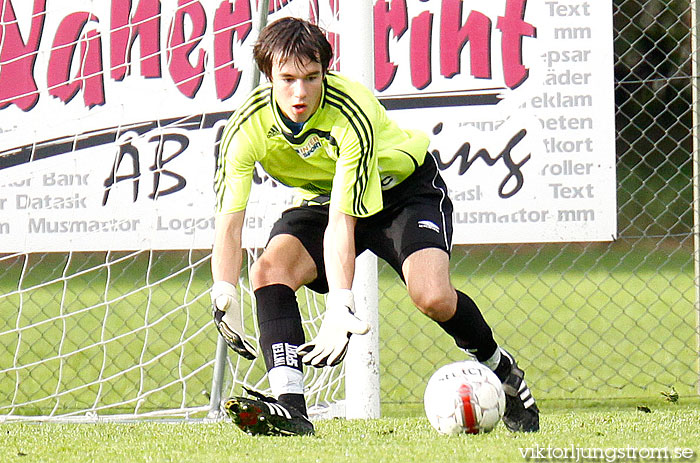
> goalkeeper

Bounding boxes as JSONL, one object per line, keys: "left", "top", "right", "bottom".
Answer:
{"left": 211, "top": 16, "right": 539, "bottom": 436}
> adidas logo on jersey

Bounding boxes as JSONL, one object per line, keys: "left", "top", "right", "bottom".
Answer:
{"left": 267, "top": 126, "right": 280, "bottom": 138}
{"left": 417, "top": 220, "right": 440, "bottom": 233}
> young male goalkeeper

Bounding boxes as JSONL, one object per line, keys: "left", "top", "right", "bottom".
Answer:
{"left": 210, "top": 16, "right": 539, "bottom": 436}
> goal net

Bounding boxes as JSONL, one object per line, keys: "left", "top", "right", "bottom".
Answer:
{"left": 0, "top": 0, "right": 370, "bottom": 422}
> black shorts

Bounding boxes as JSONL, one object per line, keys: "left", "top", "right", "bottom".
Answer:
{"left": 268, "top": 154, "right": 453, "bottom": 294}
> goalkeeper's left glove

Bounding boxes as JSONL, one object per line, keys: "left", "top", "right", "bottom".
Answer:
{"left": 297, "top": 289, "right": 370, "bottom": 367}
{"left": 211, "top": 281, "right": 257, "bottom": 360}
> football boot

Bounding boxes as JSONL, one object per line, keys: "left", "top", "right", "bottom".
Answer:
{"left": 223, "top": 390, "right": 314, "bottom": 436}
{"left": 500, "top": 349, "right": 540, "bottom": 432}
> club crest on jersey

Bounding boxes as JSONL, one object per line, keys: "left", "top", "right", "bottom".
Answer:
{"left": 295, "top": 135, "right": 322, "bottom": 159}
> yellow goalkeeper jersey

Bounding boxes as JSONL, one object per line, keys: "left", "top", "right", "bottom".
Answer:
{"left": 215, "top": 72, "right": 430, "bottom": 218}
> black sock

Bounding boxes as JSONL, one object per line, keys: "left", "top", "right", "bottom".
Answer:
{"left": 493, "top": 350, "right": 513, "bottom": 382}
{"left": 437, "top": 291, "right": 498, "bottom": 362}
{"left": 255, "top": 284, "right": 305, "bottom": 373}
{"left": 278, "top": 393, "right": 308, "bottom": 418}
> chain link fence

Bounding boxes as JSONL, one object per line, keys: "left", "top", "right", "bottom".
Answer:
{"left": 379, "top": 0, "right": 698, "bottom": 403}
{"left": 0, "top": 0, "right": 698, "bottom": 417}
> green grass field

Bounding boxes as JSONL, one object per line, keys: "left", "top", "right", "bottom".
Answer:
{"left": 1, "top": 399, "right": 699, "bottom": 463}
{"left": 1, "top": 240, "right": 699, "bottom": 461}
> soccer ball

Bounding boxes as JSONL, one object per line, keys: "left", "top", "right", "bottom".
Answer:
{"left": 424, "top": 360, "right": 506, "bottom": 435}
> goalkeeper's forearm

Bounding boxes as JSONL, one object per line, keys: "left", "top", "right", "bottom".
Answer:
{"left": 212, "top": 211, "right": 245, "bottom": 283}
{"left": 323, "top": 208, "right": 357, "bottom": 290}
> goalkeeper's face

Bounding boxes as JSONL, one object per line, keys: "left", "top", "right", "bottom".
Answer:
{"left": 271, "top": 57, "right": 324, "bottom": 123}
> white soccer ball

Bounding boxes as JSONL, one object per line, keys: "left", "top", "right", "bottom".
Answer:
{"left": 424, "top": 360, "right": 506, "bottom": 435}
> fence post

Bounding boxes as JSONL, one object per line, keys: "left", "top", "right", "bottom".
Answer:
{"left": 692, "top": 0, "right": 700, "bottom": 395}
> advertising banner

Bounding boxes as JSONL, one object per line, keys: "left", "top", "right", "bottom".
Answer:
{"left": 0, "top": 0, "right": 615, "bottom": 250}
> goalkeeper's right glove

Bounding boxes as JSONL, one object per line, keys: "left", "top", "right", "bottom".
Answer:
{"left": 297, "top": 289, "right": 370, "bottom": 367}
{"left": 211, "top": 281, "right": 257, "bottom": 360}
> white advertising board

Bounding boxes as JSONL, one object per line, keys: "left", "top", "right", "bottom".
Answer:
{"left": 0, "top": 0, "right": 615, "bottom": 251}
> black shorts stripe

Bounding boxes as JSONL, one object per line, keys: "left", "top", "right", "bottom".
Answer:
{"left": 426, "top": 154, "right": 451, "bottom": 251}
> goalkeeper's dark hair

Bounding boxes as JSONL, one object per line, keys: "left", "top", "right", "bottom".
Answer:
{"left": 253, "top": 17, "right": 333, "bottom": 80}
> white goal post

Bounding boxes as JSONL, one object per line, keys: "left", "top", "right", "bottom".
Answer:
{"left": 339, "top": 1, "right": 381, "bottom": 420}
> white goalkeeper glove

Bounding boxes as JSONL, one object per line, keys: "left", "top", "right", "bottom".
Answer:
{"left": 211, "top": 281, "right": 257, "bottom": 360}
{"left": 297, "top": 289, "right": 370, "bottom": 368}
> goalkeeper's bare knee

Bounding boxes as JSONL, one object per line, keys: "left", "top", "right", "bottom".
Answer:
{"left": 408, "top": 286, "right": 458, "bottom": 322}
